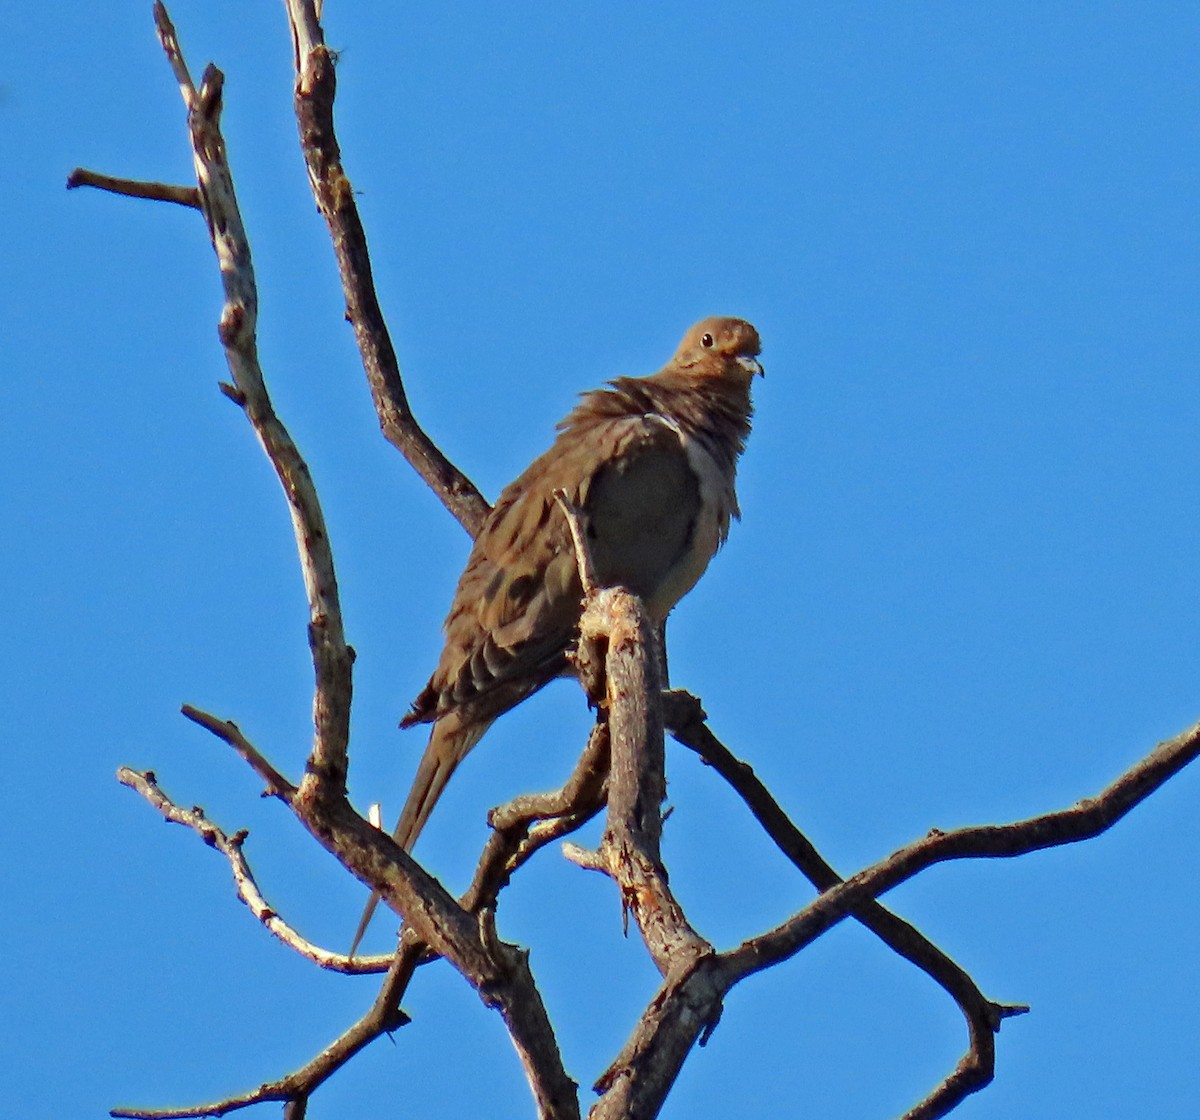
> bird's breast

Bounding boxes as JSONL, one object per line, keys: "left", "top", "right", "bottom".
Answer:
{"left": 584, "top": 419, "right": 736, "bottom": 622}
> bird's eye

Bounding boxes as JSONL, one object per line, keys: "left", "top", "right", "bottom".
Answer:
{"left": 701, "top": 332, "right": 714, "bottom": 348}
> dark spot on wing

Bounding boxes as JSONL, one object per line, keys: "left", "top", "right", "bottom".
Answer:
{"left": 507, "top": 573, "right": 538, "bottom": 604}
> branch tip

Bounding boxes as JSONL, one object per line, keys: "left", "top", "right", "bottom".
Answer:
{"left": 561, "top": 841, "right": 606, "bottom": 873}
{"left": 218, "top": 381, "right": 247, "bottom": 406}
{"left": 996, "top": 1003, "right": 1031, "bottom": 1021}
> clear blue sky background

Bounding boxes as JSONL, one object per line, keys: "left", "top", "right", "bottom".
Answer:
{"left": 5, "top": 3, "right": 1200, "bottom": 1118}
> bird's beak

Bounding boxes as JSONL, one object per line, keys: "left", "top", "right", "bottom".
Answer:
{"left": 738, "top": 355, "right": 765, "bottom": 378}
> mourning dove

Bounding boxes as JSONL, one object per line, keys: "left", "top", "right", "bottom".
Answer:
{"left": 350, "top": 316, "right": 762, "bottom": 953}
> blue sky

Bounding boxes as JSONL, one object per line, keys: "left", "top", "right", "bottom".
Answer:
{"left": 5, "top": 3, "right": 1200, "bottom": 1118}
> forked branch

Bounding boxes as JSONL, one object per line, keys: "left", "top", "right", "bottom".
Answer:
{"left": 663, "top": 692, "right": 1027, "bottom": 1120}
{"left": 720, "top": 716, "right": 1200, "bottom": 985}
{"left": 116, "top": 767, "right": 392, "bottom": 975}
{"left": 103, "top": 9, "right": 577, "bottom": 1117}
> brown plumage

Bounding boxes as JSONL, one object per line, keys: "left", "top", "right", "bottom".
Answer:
{"left": 350, "top": 316, "right": 762, "bottom": 953}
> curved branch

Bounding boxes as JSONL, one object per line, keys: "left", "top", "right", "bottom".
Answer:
{"left": 283, "top": 0, "right": 491, "bottom": 537}
{"left": 111, "top": 952, "right": 413, "bottom": 1119}
{"left": 116, "top": 767, "right": 392, "bottom": 974}
{"left": 152, "top": 0, "right": 354, "bottom": 794}
{"left": 180, "top": 704, "right": 296, "bottom": 798}
{"left": 662, "top": 691, "right": 1028, "bottom": 1120}
{"left": 127, "top": 11, "right": 579, "bottom": 1117}
{"left": 466, "top": 721, "right": 610, "bottom": 912}
{"left": 720, "top": 717, "right": 1200, "bottom": 982}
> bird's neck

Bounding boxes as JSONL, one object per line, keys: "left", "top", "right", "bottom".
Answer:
{"left": 635, "top": 371, "right": 754, "bottom": 469}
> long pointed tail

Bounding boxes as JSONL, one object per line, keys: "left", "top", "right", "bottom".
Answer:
{"left": 348, "top": 713, "right": 488, "bottom": 956}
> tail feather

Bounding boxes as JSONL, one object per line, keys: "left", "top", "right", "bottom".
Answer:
{"left": 348, "top": 714, "right": 488, "bottom": 956}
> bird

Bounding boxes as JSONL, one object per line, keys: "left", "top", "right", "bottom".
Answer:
{"left": 350, "top": 316, "right": 762, "bottom": 953}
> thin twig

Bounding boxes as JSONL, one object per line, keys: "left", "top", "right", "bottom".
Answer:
{"left": 116, "top": 768, "right": 392, "bottom": 974}
{"left": 66, "top": 168, "right": 200, "bottom": 208}
{"left": 553, "top": 490, "right": 597, "bottom": 595}
{"left": 111, "top": 947, "right": 413, "bottom": 1119}
{"left": 466, "top": 721, "right": 610, "bottom": 911}
{"left": 153, "top": 1, "right": 196, "bottom": 95}
{"left": 180, "top": 705, "right": 296, "bottom": 798}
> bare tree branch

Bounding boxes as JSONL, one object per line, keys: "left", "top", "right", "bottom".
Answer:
{"left": 339, "top": 721, "right": 612, "bottom": 1069}
{"left": 282, "top": 0, "right": 491, "bottom": 537}
{"left": 720, "top": 716, "right": 1200, "bottom": 985}
{"left": 111, "top": 951, "right": 413, "bottom": 1120}
{"left": 180, "top": 705, "right": 296, "bottom": 798}
{"left": 149, "top": 2, "right": 356, "bottom": 798}
{"left": 590, "top": 955, "right": 728, "bottom": 1120}
{"left": 662, "top": 691, "right": 1028, "bottom": 1120}
{"left": 129, "top": 11, "right": 581, "bottom": 1115}
{"left": 65, "top": 168, "right": 200, "bottom": 208}
{"left": 116, "top": 767, "right": 393, "bottom": 974}
{"left": 560, "top": 589, "right": 718, "bottom": 1120}
{"left": 466, "top": 721, "right": 610, "bottom": 912}
{"left": 588, "top": 593, "right": 710, "bottom": 973}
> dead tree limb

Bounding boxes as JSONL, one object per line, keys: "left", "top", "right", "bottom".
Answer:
{"left": 106, "top": 8, "right": 579, "bottom": 1118}
{"left": 65, "top": 167, "right": 200, "bottom": 208}
{"left": 720, "top": 716, "right": 1200, "bottom": 985}
{"left": 284, "top": 0, "right": 490, "bottom": 537}
{"left": 116, "top": 767, "right": 392, "bottom": 975}
{"left": 663, "top": 692, "right": 1028, "bottom": 1120}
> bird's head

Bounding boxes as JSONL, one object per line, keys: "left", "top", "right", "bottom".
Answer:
{"left": 674, "top": 317, "right": 764, "bottom": 382}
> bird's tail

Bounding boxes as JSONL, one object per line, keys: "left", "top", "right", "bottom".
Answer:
{"left": 348, "top": 713, "right": 488, "bottom": 957}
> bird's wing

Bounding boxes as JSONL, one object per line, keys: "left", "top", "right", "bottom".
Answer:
{"left": 404, "top": 411, "right": 705, "bottom": 725}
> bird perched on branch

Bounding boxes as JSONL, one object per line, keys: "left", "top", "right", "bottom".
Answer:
{"left": 351, "top": 316, "right": 763, "bottom": 953}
